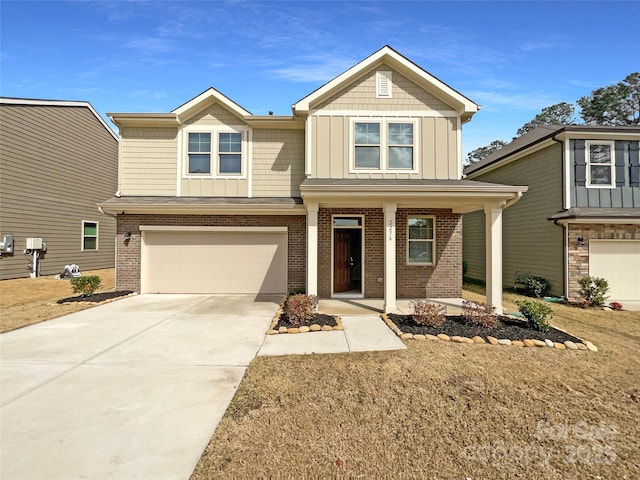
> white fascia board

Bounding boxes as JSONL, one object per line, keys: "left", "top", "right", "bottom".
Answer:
{"left": 554, "top": 218, "right": 640, "bottom": 225}
{"left": 99, "top": 204, "right": 306, "bottom": 216}
{"left": 1, "top": 97, "right": 119, "bottom": 141}
{"left": 172, "top": 87, "right": 251, "bottom": 122}
{"left": 555, "top": 131, "right": 640, "bottom": 141}
{"left": 139, "top": 225, "right": 288, "bottom": 233}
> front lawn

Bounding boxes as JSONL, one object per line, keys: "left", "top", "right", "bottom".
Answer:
{"left": 191, "top": 288, "right": 640, "bottom": 479}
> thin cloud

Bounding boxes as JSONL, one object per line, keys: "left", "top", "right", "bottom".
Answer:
{"left": 125, "top": 37, "right": 176, "bottom": 54}
{"left": 268, "top": 54, "right": 359, "bottom": 83}
{"left": 467, "top": 90, "right": 559, "bottom": 111}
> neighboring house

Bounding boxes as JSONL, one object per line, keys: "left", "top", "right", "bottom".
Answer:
{"left": 100, "top": 46, "right": 526, "bottom": 312}
{"left": 0, "top": 98, "right": 119, "bottom": 280}
{"left": 463, "top": 125, "right": 640, "bottom": 303}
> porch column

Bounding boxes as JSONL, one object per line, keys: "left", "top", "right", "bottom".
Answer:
{"left": 306, "top": 202, "right": 319, "bottom": 296}
{"left": 383, "top": 202, "right": 397, "bottom": 313}
{"left": 485, "top": 204, "right": 503, "bottom": 314}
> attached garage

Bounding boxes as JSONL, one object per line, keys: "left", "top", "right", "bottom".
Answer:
{"left": 589, "top": 240, "right": 640, "bottom": 301}
{"left": 140, "top": 226, "right": 288, "bottom": 294}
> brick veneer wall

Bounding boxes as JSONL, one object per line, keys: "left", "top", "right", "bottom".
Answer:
{"left": 116, "top": 214, "right": 306, "bottom": 293}
{"left": 567, "top": 223, "right": 640, "bottom": 301}
{"left": 317, "top": 207, "right": 462, "bottom": 299}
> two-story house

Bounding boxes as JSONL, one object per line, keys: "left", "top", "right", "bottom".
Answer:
{"left": 99, "top": 46, "right": 527, "bottom": 313}
{"left": 463, "top": 125, "right": 640, "bottom": 303}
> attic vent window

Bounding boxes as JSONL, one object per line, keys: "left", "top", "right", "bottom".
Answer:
{"left": 376, "top": 71, "right": 392, "bottom": 98}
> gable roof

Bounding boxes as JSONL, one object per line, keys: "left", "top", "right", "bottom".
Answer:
{"left": 172, "top": 87, "right": 252, "bottom": 122}
{"left": 0, "top": 97, "right": 118, "bottom": 141}
{"left": 465, "top": 124, "right": 640, "bottom": 177}
{"left": 292, "top": 45, "right": 479, "bottom": 120}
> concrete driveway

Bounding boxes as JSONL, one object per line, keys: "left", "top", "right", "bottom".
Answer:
{"left": 0, "top": 294, "right": 280, "bottom": 480}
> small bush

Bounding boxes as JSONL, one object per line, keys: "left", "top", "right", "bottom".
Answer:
{"left": 70, "top": 275, "right": 101, "bottom": 296}
{"left": 461, "top": 300, "right": 498, "bottom": 328}
{"left": 516, "top": 299, "right": 553, "bottom": 332}
{"left": 524, "top": 275, "right": 551, "bottom": 298}
{"left": 410, "top": 300, "right": 446, "bottom": 327}
{"left": 284, "top": 294, "right": 318, "bottom": 326}
{"left": 578, "top": 276, "right": 610, "bottom": 307}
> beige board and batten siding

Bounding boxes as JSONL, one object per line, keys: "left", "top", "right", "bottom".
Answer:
{"left": 309, "top": 65, "right": 459, "bottom": 180}
{"left": 252, "top": 129, "right": 306, "bottom": 197}
{"left": 120, "top": 126, "right": 178, "bottom": 195}
{"left": 0, "top": 103, "right": 118, "bottom": 279}
{"left": 180, "top": 102, "right": 249, "bottom": 197}
{"left": 463, "top": 143, "right": 564, "bottom": 295}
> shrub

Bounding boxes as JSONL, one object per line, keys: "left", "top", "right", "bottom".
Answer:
{"left": 410, "top": 300, "right": 446, "bottom": 327}
{"left": 609, "top": 301, "right": 623, "bottom": 311}
{"left": 70, "top": 275, "right": 101, "bottom": 296}
{"left": 284, "top": 294, "right": 318, "bottom": 326}
{"left": 461, "top": 300, "right": 498, "bottom": 328}
{"left": 578, "top": 276, "right": 610, "bottom": 307}
{"left": 524, "top": 275, "right": 551, "bottom": 298}
{"left": 516, "top": 299, "right": 553, "bottom": 332}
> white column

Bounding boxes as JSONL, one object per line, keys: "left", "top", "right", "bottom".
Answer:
{"left": 485, "top": 204, "right": 503, "bottom": 314}
{"left": 306, "top": 202, "right": 319, "bottom": 296}
{"left": 383, "top": 202, "right": 397, "bottom": 313}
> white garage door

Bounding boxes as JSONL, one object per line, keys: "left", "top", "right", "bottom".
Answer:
{"left": 589, "top": 240, "right": 640, "bottom": 301}
{"left": 141, "top": 228, "right": 287, "bottom": 294}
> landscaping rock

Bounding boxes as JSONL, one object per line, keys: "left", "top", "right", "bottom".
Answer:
{"left": 310, "top": 324, "right": 321, "bottom": 331}
{"left": 577, "top": 343, "right": 588, "bottom": 350}
{"left": 333, "top": 325, "right": 344, "bottom": 331}
{"left": 487, "top": 336, "right": 498, "bottom": 345}
{"left": 400, "top": 333, "right": 414, "bottom": 340}
{"left": 532, "top": 339, "right": 546, "bottom": 347}
{"left": 523, "top": 339, "right": 535, "bottom": 347}
{"left": 564, "top": 341, "right": 578, "bottom": 350}
{"left": 472, "top": 336, "right": 485, "bottom": 344}
{"left": 278, "top": 327, "right": 288, "bottom": 334}
{"left": 426, "top": 334, "right": 439, "bottom": 341}
{"left": 544, "top": 339, "right": 554, "bottom": 347}
{"left": 498, "top": 339, "right": 512, "bottom": 346}
{"left": 288, "top": 327, "right": 300, "bottom": 334}
{"left": 512, "top": 340, "right": 524, "bottom": 347}
{"left": 413, "top": 334, "right": 426, "bottom": 341}
{"left": 299, "top": 326, "right": 310, "bottom": 333}
{"left": 437, "top": 333, "right": 451, "bottom": 341}
{"left": 321, "top": 325, "right": 333, "bottom": 332}
{"left": 460, "top": 337, "right": 474, "bottom": 344}
{"left": 553, "top": 342, "right": 566, "bottom": 350}
{"left": 266, "top": 329, "right": 279, "bottom": 335}
{"left": 451, "top": 336, "right": 463, "bottom": 343}
{"left": 585, "top": 342, "right": 598, "bottom": 352}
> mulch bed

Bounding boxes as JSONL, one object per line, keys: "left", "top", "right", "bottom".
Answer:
{"left": 56, "top": 290, "right": 134, "bottom": 304}
{"left": 275, "top": 313, "right": 338, "bottom": 330}
{"left": 388, "top": 314, "right": 581, "bottom": 343}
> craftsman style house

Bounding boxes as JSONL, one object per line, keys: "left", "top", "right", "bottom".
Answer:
{"left": 101, "top": 46, "right": 526, "bottom": 312}
{"left": 0, "top": 98, "right": 118, "bottom": 280}
{"left": 463, "top": 125, "right": 640, "bottom": 303}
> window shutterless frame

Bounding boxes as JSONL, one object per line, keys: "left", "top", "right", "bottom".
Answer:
{"left": 180, "top": 126, "right": 248, "bottom": 179}
{"left": 406, "top": 216, "right": 435, "bottom": 266}
{"left": 81, "top": 220, "right": 98, "bottom": 251}
{"left": 585, "top": 140, "right": 615, "bottom": 188}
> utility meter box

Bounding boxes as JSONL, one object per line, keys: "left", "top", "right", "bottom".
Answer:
{"left": 0, "top": 235, "right": 14, "bottom": 254}
{"left": 26, "top": 238, "right": 44, "bottom": 250}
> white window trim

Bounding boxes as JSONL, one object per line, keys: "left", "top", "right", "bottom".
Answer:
{"left": 348, "top": 117, "right": 419, "bottom": 174}
{"left": 180, "top": 125, "right": 249, "bottom": 179}
{"left": 585, "top": 140, "right": 615, "bottom": 188}
{"left": 406, "top": 215, "right": 435, "bottom": 266}
{"left": 81, "top": 220, "right": 99, "bottom": 252}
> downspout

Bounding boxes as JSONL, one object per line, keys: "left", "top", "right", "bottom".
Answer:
{"left": 551, "top": 133, "right": 569, "bottom": 300}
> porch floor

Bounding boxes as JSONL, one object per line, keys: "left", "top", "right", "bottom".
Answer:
{"left": 317, "top": 298, "right": 464, "bottom": 316}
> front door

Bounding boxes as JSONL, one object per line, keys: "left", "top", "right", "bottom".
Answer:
{"left": 333, "top": 228, "right": 362, "bottom": 294}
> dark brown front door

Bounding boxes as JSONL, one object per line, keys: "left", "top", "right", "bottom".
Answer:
{"left": 334, "top": 230, "right": 350, "bottom": 292}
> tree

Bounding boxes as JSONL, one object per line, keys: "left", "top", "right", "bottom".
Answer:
{"left": 578, "top": 72, "right": 640, "bottom": 126}
{"left": 465, "top": 140, "right": 507, "bottom": 165}
{"left": 516, "top": 102, "right": 576, "bottom": 136}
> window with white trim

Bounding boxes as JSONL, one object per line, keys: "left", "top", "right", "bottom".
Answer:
{"left": 352, "top": 119, "right": 418, "bottom": 172}
{"left": 586, "top": 141, "right": 615, "bottom": 187}
{"left": 183, "top": 127, "right": 246, "bottom": 177}
{"left": 407, "top": 216, "right": 435, "bottom": 265}
{"left": 82, "top": 221, "right": 98, "bottom": 251}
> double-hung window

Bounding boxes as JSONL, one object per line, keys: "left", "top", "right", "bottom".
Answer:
{"left": 352, "top": 119, "right": 417, "bottom": 172}
{"left": 82, "top": 221, "right": 98, "bottom": 251}
{"left": 407, "top": 216, "right": 435, "bottom": 265}
{"left": 185, "top": 128, "right": 245, "bottom": 177}
{"left": 586, "top": 141, "right": 615, "bottom": 187}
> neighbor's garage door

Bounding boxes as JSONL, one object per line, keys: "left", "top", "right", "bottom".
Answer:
{"left": 589, "top": 240, "right": 640, "bottom": 301}
{"left": 141, "top": 229, "right": 287, "bottom": 294}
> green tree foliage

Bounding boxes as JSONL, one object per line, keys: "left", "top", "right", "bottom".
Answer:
{"left": 465, "top": 139, "right": 507, "bottom": 165}
{"left": 578, "top": 72, "right": 640, "bottom": 126}
{"left": 516, "top": 102, "right": 576, "bottom": 136}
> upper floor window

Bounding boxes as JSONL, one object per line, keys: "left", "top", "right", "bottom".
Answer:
{"left": 586, "top": 141, "right": 615, "bottom": 187}
{"left": 183, "top": 127, "right": 247, "bottom": 177}
{"left": 82, "top": 221, "right": 98, "bottom": 251}
{"left": 351, "top": 119, "right": 418, "bottom": 173}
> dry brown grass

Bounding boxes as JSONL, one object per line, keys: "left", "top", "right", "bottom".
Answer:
{"left": 0, "top": 268, "right": 115, "bottom": 332}
{"left": 192, "top": 289, "right": 640, "bottom": 479}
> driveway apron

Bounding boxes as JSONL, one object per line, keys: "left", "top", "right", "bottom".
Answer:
{"left": 0, "top": 294, "right": 279, "bottom": 480}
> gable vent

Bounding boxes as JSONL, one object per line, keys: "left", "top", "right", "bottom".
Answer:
{"left": 376, "top": 71, "right": 392, "bottom": 98}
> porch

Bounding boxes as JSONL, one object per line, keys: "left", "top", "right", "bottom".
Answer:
{"left": 317, "top": 298, "right": 465, "bottom": 316}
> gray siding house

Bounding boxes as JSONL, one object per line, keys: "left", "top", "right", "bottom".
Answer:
{"left": 0, "top": 98, "right": 119, "bottom": 280}
{"left": 463, "top": 125, "right": 640, "bottom": 303}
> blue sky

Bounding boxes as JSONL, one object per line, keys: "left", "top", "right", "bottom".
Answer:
{"left": 2, "top": 1, "right": 639, "bottom": 158}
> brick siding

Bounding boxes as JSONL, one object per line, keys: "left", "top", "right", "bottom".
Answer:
{"left": 116, "top": 214, "right": 306, "bottom": 293}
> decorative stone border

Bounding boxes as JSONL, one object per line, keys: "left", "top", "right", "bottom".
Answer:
{"left": 266, "top": 306, "right": 343, "bottom": 335}
{"left": 381, "top": 314, "right": 598, "bottom": 352}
